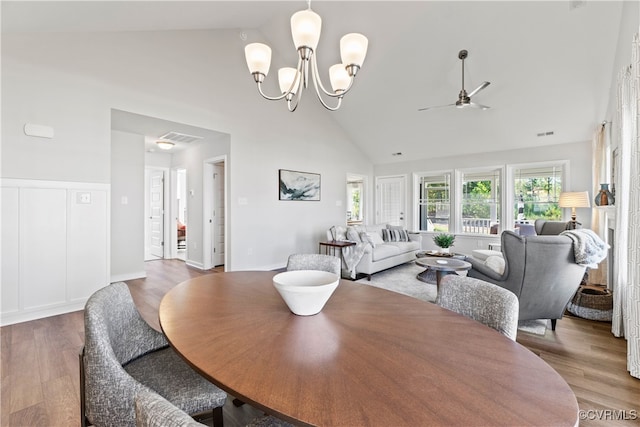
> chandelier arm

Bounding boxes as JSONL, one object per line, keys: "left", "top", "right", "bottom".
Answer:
{"left": 310, "top": 54, "right": 355, "bottom": 98}
{"left": 311, "top": 75, "right": 344, "bottom": 111}
{"left": 287, "top": 74, "right": 305, "bottom": 112}
{"left": 257, "top": 56, "right": 305, "bottom": 102}
{"left": 256, "top": 81, "right": 289, "bottom": 101}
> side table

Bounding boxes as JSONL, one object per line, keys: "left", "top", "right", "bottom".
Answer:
{"left": 319, "top": 240, "right": 356, "bottom": 272}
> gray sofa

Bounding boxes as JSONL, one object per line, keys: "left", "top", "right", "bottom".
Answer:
{"left": 467, "top": 230, "right": 586, "bottom": 330}
{"left": 328, "top": 223, "right": 422, "bottom": 280}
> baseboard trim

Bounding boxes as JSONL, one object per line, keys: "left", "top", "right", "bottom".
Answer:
{"left": 111, "top": 271, "right": 147, "bottom": 283}
{"left": 1, "top": 301, "right": 86, "bottom": 326}
{"left": 185, "top": 260, "right": 205, "bottom": 270}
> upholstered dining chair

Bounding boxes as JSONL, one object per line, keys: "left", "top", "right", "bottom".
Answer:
{"left": 80, "top": 282, "right": 227, "bottom": 427}
{"left": 286, "top": 253, "right": 341, "bottom": 276}
{"left": 437, "top": 275, "right": 519, "bottom": 341}
{"left": 135, "top": 391, "right": 295, "bottom": 427}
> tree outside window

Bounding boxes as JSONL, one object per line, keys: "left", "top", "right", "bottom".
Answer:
{"left": 513, "top": 166, "right": 563, "bottom": 222}
{"left": 347, "top": 180, "right": 363, "bottom": 223}
{"left": 461, "top": 170, "right": 501, "bottom": 235}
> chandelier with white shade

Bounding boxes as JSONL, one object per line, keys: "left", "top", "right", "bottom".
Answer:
{"left": 244, "top": 3, "right": 368, "bottom": 112}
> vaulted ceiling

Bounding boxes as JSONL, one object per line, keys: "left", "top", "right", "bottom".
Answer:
{"left": 2, "top": 1, "right": 625, "bottom": 164}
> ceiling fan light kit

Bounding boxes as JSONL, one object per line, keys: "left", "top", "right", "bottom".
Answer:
{"left": 419, "top": 49, "right": 491, "bottom": 112}
{"left": 244, "top": 2, "right": 368, "bottom": 112}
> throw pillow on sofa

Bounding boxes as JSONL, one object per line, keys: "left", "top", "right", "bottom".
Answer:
{"left": 346, "top": 227, "right": 362, "bottom": 243}
{"left": 360, "top": 231, "right": 384, "bottom": 247}
{"left": 381, "top": 228, "right": 409, "bottom": 242}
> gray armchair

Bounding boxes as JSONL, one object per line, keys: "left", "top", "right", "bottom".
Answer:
{"left": 438, "top": 275, "right": 519, "bottom": 341}
{"left": 534, "top": 219, "right": 572, "bottom": 235}
{"left": 286, "top": 253, "right": 341, "bottom": 275}
{"left": 80, "top": 282, "right": 227, "bottom": 427}
{"left": 467, "top": 230, "right": 586, "bottom": 330}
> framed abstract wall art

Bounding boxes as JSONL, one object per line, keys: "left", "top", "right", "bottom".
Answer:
{"left": 279, "top": 169, "right": 321, "bottom": 201}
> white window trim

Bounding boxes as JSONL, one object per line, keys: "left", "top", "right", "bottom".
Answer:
{"left": 455, "top": 165, "right": 505, "bottom": 236}
{"left": 413, "top": 162, "right": 570, "bottom": 235}
{"left": 413, "top": 170, "right": 453, "bottom": 233}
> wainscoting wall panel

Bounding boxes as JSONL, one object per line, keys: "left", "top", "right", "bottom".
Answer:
{"left": 0, "top": 179, "right": 110, "bottom": 326}
{"left": 1, "top": 187, "right": 20, "bottom": 315}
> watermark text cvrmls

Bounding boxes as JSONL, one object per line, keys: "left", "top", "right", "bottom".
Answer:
{"left": 579, "top": 409, "right": 638, "bottom": 421}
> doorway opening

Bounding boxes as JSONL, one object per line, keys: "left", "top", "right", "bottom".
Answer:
{"left": 145, "top": 168, "right": 168, "bottom": 261}
{"left": 175, "top": 168, "right": 187, "bottom": 260}
{"left": 203, "top": 156, "right": 227, "bottom": 270}
{"left": 375, "top": 175, "right": 407, "bottom": 227}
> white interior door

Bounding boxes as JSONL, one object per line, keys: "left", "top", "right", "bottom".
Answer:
{"left": 212, "top": 163, "right": 225, "bottom": 267}
{"left": 376, "top": 175, "right": 406, "bottom": 227}
{"left": 149, "top": 170, "right": 164, "bottom": 258}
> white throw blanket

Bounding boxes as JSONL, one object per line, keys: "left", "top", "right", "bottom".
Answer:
{"left": 329, "top": 226, "right": 368, "bottom": 278}
{"left": 560, "top": 229, "right": 609, "bottom": 268}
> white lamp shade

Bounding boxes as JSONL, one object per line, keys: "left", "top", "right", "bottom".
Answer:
{"left": 340, "top": 33, "right": 368, "bottom": 67}
{"left": 278, "top": 67, "right": 298, "bottom": 94}
{"left": 329, "top": 64, "right": 350, "bottom": 92}
{"left": 291, "top": 9, "right": 322, "bottom": 51}
{"left": 244, "top": 43, "right": 272, "bottom": 75}
{"left": 558, "top": 191, "right": 591, "bottom": 208}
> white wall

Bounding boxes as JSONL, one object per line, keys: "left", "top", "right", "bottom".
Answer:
{"left": 1, "top": 28, "right": 373, "bottom": 284}
{"left": 111, "top": 130, "right": 145, "bottom": 281}
{"left": 170, "top": 136, "right": 230, "bottom": 268}
{"left": 605, "top": 1, "right": 640, "bottom": 134}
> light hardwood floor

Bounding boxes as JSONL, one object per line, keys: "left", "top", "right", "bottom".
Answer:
{"left": 2, "top": 259, "right": 639, "bottom": 426}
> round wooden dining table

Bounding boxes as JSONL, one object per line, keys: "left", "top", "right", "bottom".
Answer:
{"left": 159, "top": 271, "right": 579, "bottom": 427}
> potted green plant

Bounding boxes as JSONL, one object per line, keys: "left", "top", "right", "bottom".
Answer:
{"left": 432, "top": 233, "right": 455, "bottom": 254}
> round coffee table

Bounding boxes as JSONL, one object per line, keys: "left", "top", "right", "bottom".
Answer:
{"left": 415, "top": 257, "right": 472, "bottom": 291}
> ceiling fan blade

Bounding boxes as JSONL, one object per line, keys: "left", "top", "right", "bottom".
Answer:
{"left": 418, "top": 103, "right": 456, "bottom": 112}
{"left": 467, "top": 102, "right": 491, "bottom": 110}
{"left": 467, "top": 81, "right": 490, "bottom": 98}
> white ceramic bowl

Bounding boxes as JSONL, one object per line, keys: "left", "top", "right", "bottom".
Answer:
{"left": 273, "top": 270, "right": 340, "bottom": 316}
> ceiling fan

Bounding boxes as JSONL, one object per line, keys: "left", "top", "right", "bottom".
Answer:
{"left": 418, "top": 49, "right": 491, "bottom": 111}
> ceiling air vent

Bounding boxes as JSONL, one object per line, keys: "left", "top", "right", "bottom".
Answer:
{"left": 159, "top": 131, "right": 203, "bottom": 144}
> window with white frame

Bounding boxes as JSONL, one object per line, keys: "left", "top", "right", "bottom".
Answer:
{"left": 460, "top": 169, "right": 501, "bottom": 235}
{"left": 513, "top": 164, "right": 563, "bottom": 222}
{"left": 417, "top": 173, "right": 451, "bottom": 232}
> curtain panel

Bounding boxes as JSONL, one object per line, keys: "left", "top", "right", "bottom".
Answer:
{"left": 590, "top": 124, "right": 608, "bottom": 286}
{"left": 611, "top": 31, "right": 640, "bottom": 380}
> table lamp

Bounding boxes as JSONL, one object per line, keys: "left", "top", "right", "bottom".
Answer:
{"left": 558, "top": 191, "right": 591, "bottom": 229}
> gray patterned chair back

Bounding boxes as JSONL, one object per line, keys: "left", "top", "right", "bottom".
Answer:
{"left": 438, "top": 275, "right": 519, "bottom": 341}
{"left": 83, "top": 282, "right": 168, "bottom": 426}
{"left": 135, "top": 391, "right": 204, "bottom": 427}
{"left": 135, "top": 391, "right": 294, "bottom": 427}
{"left": 286, "top": 253, "right": 341, "bottom": 276}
